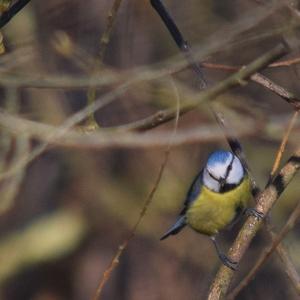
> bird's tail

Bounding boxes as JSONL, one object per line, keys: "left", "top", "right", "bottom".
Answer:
{"left": 160, "top": 216, "right": 186, "bottom": 240}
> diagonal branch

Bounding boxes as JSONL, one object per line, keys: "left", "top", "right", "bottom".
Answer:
{"left": 227, "top": 198, "right": 300, "bottom": 299}
{"left": 0, "top": 0, "right": 31, "bottom": 28}
{"left": 213, "top": 104, "right": 300, "bottom": 297}
{"left": 207, "top": 147, "right": 300, "bottom": 300}
{"left": 201, "top": 62, "right": 300, "bottom": 110}
{"left": 0, "top": 45, "right": 287, "bottom": 181}
{"left": 116, "top": 44, "right": 287, "bottom": 132}
{"left": 224, "top": 73, "right": 300, "bottom": 300}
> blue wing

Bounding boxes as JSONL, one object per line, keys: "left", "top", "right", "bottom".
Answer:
{"left": 160, "top": 170, "right": 203, "bottom": 240}
{"left": 183, "top": 169, "right": 203, "bottom": 210}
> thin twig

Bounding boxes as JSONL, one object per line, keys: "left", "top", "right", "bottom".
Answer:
{"left": 98, "top": 0, "right": 123, "bottom": 62}
{"left": 0, "top": 110, "right": 260, "bottom": 148}
{"left": 0, "top": 84, "right": 129, "bottom": 181}
{"left": 0, "top": 0, "right": 286, "bottom": 91}
{"left": 0, "top": 0, "right": 31, "bottom": 28}
{"left": 269, "top": 110, "right": 300, "bottom": 182}
{"left": 1, "top": 108, "right": 298, "bottom": 150}
{"left": 0, "top": 54, "right": 299, "bottom": 91}
{"left": 0, "top": 45, "right": 287, "bottom": 181}
{"left": 227, "top": 199, "right": 300, "bottom": 300}
{"left": 251, "top": 74, "right": 300, "bottom": 109}
{"left": 202, "top": 56, "right": 300, "bottom": 70}
{"left": 0, "top": 87, "right": 29, "bottom": 213}
{"left": 201, "top": 62, "right": 300, "bottom": 110}
{"left": 116, "top": 44, "right": 288, "bottom": 131}
{"left": 91, "top": 79, "right": 180, "bottom": 300}
{"left": 86, "top": 0, "right": 124, "bottom": 126}
{"left": 275, "top": 242, "right": 300, "bottom": 293}
{"left": 207, "top": 147, "right": 300, "bottom": 300}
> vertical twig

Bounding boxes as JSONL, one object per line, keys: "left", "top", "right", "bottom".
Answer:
{"left": 91, "top": 79, "right": 180, "bottom": 300}
{"left": 0, "top": 87, "right": 30, "bottom": 212}
{"left": 268, "top": 110, "right": 299, "bottom": 183}
{"left": 275, "top": 242, "right": 300, "bottom": 293}
{"left": 86, "top": 0, "right": 124, "bottom": 127}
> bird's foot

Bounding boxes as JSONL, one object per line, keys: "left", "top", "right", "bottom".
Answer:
{"left": 245, "top": 207, "right": 264, "bottom": 220}
{"left": 219, "top": 253, "right": 238, "bottom": 271}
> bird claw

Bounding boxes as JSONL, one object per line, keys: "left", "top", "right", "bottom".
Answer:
{"left": 219, "top": 254, "right": 238, "bottom": 271}
{"left": 245, "top": 208, "right": 264, "bottom": 220}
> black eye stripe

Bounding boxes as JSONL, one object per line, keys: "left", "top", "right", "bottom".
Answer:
{"left": 206, "top": 154, "right": 237, "bottom": 189}
{"left": 207, "top": 170, "right": 219, "bottom": 182}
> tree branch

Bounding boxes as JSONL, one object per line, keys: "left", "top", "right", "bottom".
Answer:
{"left": 86, "top": 0, "right": 124, "bottom": 127}
{"left": 116, "top": 44, "right": 287, "bottom": 131}
{"left": 91, "top": 79, "right": 180, "bottom": 300}
{"left": 201, "top": 62, "right": 300, "bottom": 110}
{"left": 207, "top": 147, "right": 300, "bottom": 300}
{"left": 227, "top": 198, "right": 300, "bottom": 299}
{"left": 0, "top": 0, "right": 31, "bottom": 28}
{"left": 213, "top": 103, "right": 300, "bottom": 296}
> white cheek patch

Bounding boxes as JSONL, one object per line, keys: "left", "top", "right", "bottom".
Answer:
{"left": 227, "top": 156, "right": 244, "bottom": 184}
{"left": 203, "top": 169, "right": 220, "bottom": 192}
{"left": 206, "top": 153, "right": 233, "bottom": 180}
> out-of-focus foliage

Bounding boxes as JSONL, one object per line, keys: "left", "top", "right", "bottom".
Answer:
{"left": 0, "top": 0, "right": 11, "bottom": 13}
{"left": 0, "top": 1, "right": 299, "bottom": 300}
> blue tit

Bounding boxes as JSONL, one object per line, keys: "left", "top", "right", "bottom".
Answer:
{"left": 161, "top": 149, "right": 253, "bottom": 270}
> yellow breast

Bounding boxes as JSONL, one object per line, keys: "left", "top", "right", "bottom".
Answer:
{"left": 186, "top": 176, "right": 251, "bottom": 236}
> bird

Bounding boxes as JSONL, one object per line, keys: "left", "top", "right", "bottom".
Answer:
{"left": 160, "top": 149, "right": 259, "bottom": 270}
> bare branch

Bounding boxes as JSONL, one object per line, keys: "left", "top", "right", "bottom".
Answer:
{"left": 201, "top": 62, "right": 300, "bottom": 110}
{"left": 86, "top": 0, "right": 124, "bottom": 127}
{"left": 116, "top": 44, "right": 288, "bottom": 131}
{"left": 207, "top": 147, "right": 300, "bottom": 300}
{"left": 0, "top": 0, "right": 31, "bottom": 29}
{"left": 0, "top": 45, "right": 287, "bottom": 182}
{"left": 227, "top": 198, "right": 300, "bottom": 299}
{"left": 225, "top": 67, "right": 300, "bottom": 300}
{"left": 213, "top": 101, "right": 300, "bottom": 297}
{"left": 269, "top": 110, "right": 299, "bottom": 182}
{"left": 91, "top": 79, "right": 180, "bottom": 300}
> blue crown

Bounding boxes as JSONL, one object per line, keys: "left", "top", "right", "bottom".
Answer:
{"left": 207, "top": 150, "right": 233, "bottom": 167}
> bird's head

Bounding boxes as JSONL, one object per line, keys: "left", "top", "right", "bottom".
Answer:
{"left": 203, "top": 150, "right": 245, "bottom": 193}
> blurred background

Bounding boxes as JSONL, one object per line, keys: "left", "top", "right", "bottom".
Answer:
{"left": 0, "top": 0, "right": 299, "bottom": 299}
